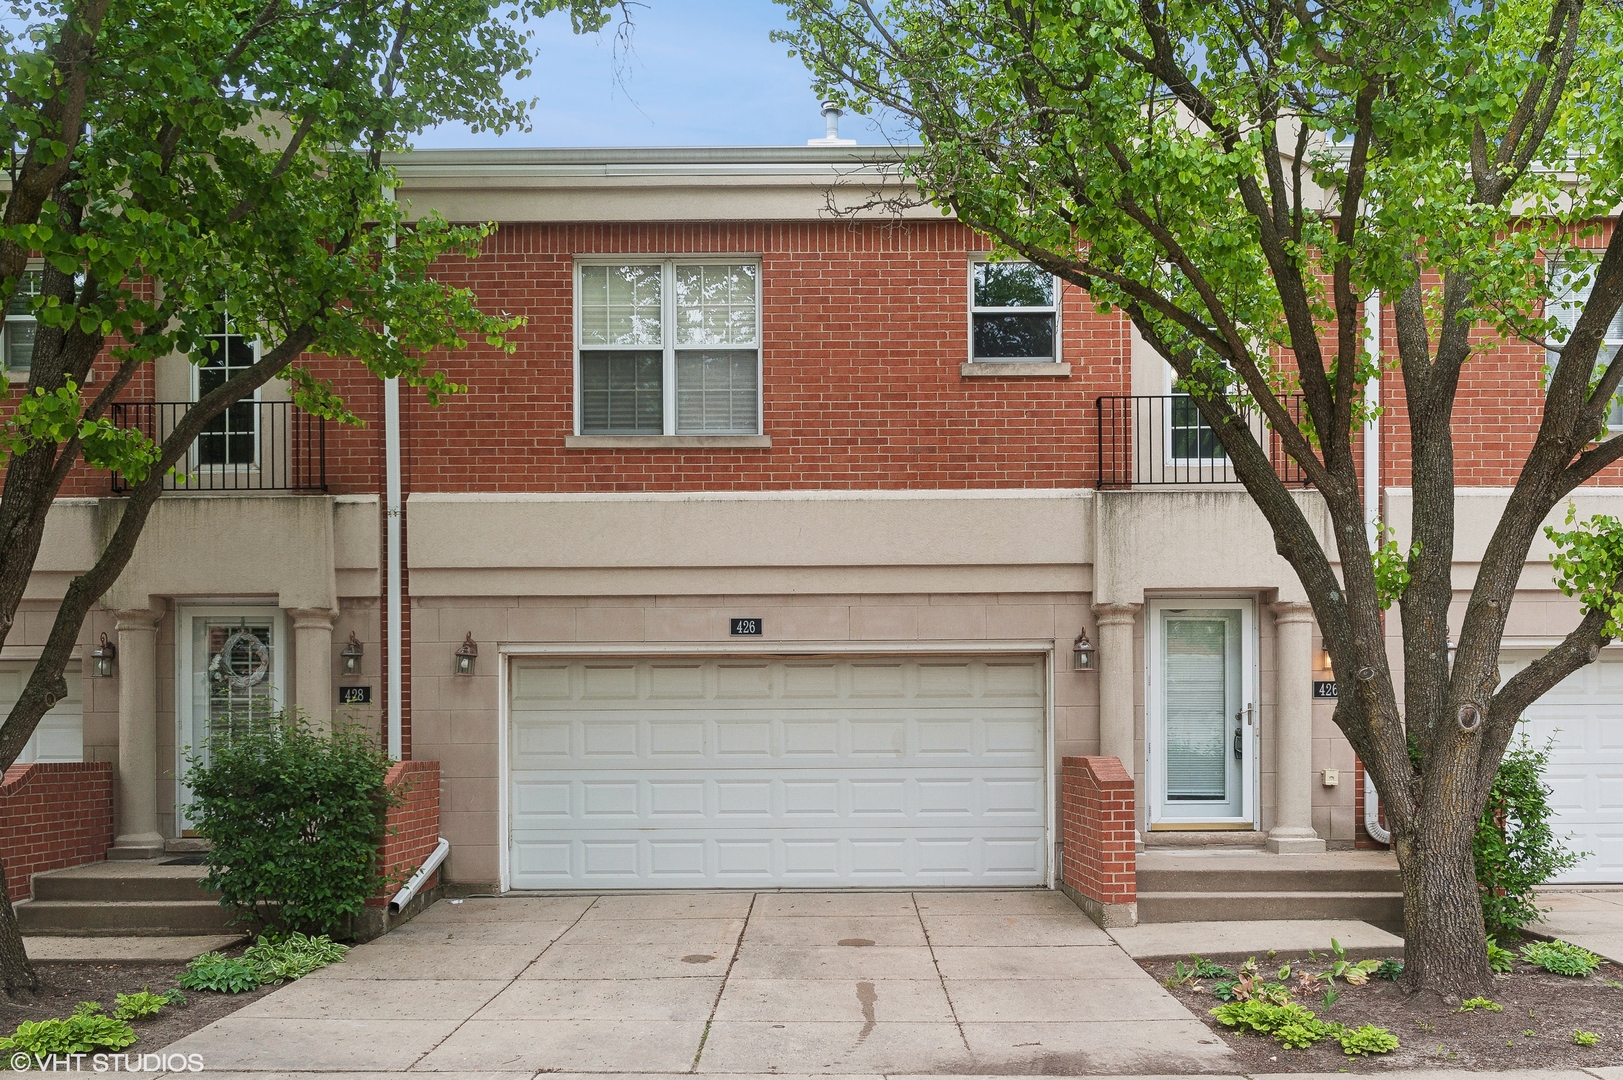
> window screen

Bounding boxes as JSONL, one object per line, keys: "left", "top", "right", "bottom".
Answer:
{"left": 1164, "top": 617, "right": 1229, "bottom": 801}
{"left": 972, "top": 262, "right": 1056, "bottom": 361}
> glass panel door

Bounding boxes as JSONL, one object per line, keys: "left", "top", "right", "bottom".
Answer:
{"left": 177, "top": 609, "right": 284, "bottom": 827}
{"left": 1153, "top": 605, "right": 1251, "bottom": 822}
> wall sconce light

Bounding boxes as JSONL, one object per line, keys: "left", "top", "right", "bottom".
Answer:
{"left": 1320, "top": 646, "right": 1332, "bottom": 672}
{"left": 341, "top": 631, "right": 364, "bottom": 675}
{"left": 1072, "top": 630, "right": 1095, "bottom": 671}
{"left": 90, "top": 632, "right": 117, "bottom": 678}
{"left": 454, "top": 632, "right": 479, "bottom": 676}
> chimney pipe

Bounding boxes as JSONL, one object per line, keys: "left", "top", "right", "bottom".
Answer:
{"left": 808, "top": 101, "right": 857, "bottom": 146}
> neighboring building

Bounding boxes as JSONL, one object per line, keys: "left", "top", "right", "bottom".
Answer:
{"left": 5, "top": 137, "right": 1621, "bottom": 891}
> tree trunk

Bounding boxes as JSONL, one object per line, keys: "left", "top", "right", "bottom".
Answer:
{"left": 0, "top": 868, "right": 37, "bottom": 995}
{"left": 1394, "top": 817, "right": 1491, "bottom": 998}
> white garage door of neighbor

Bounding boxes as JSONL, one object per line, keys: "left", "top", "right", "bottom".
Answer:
{"left": 1502, "top": 649, "right": 1623, "bottom": 883}
{"left": 0, "top": 662, "right": 83, "bottom": 764}
{"left": 507, "top": 655, "right": 1049, "bottom": 889}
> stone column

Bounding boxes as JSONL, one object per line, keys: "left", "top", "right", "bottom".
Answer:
{"left": 289, "top": 608, "right": 336, "bottom": 731}
{"left": 1269, "top": 601, "right": 1326, "bottom": 853}
{"left": 110, "top": 608, "right": 163, "bottom": 860}
{"left": 1092, "top": 603, "right": 1141, "bottom": 771}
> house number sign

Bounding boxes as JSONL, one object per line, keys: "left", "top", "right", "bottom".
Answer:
{"left": 339, "top": 686, "right": 372, "bottom": 705}
{"left": 730, "top": 618, "right": 763, "bottom": 637}
{"left": 1313, "top": 680, "right": 1339, "bottom": 699}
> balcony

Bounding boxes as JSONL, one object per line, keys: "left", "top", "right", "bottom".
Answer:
{"left": 108, "top": 401, "right": 327, "bottom": 493}
{"left": 1095, "top": 394, "right": 1311, "bottom": 489}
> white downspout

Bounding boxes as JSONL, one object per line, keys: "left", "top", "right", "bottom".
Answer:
{"left": 383, "top": 186, "right": 403, "bottom": 761}
{"left": 1362, "top": 289, "right": 1391, "bottom": 845}
{"left": 388, "top": 837, "right": 449, "bottom": 914}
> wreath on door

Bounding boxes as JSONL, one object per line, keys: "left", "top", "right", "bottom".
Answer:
{"left": 209, "top": 628, "right": 271, "bottom": 689}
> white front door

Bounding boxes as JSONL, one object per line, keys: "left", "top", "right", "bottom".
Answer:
{"left": 506, "top": 653, "right": 1050, "bottom": 889}
{"left": 1149, "top": 600, "right": 1257, "bottom": 825}
{"left": 1500, "top": 648, "right": 1623, "bottom": 883}
{"left": 176, "top": 607, "right": 285, "bottom": 825}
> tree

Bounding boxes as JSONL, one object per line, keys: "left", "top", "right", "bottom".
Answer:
{"left": 0, "top": 0, "right": 627, "bottom": 994}
{"left": 776, "top": 0, "right": 1623, "bottom": 996}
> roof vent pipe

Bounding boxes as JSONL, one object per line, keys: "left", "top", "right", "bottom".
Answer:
{"left": 808, "top": 101, "right": 857, "bottom": 146}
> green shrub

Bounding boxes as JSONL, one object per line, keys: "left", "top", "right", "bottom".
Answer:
{"left": 242, "top": 933, "right": 349, "bottom": 983}
{"left": 1476, "top": 736, "right": 1583, "bottom": 937}
{"left": 1188, "top": 956, "right": 1236, "bottom": 981}
{"left": 1574, "top": 1029, "right": 1600, "bottom": 1046}
{"left": 177, "top": 952, "right": 260, "bottom": 993}
{"left": 1521, "top": 939, "right": 1603, "bottom": 976}
{"left": 1375, "top": 958, "right": 1404, "bottom": 981}
{"left": 0, "top": 1004, "right": 138, "bottom": 1057}
{"left": 183, "top": 715, "right": 396, "bottom": 935}
{"left": 1337, "top": 1024, "right": 1400, "bottom": 1056}
{"left": 1487, "top": 938, "right": 1516, "bottom": 973}
{"left": 111, "top": 988, "right": 184, "bottom": 1020}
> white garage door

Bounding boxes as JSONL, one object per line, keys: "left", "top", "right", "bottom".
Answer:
{"left": 507, "top": 654, "right": 1048, "bottom": 889}
{"left": 0, "top": 662, "right": 82, "bottom": 764}
{"left": 1502, "top": 649, "right": 1623, "bottom": 883}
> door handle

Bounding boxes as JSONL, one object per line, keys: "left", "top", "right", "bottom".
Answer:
{"left": 1233, "top": 725, "right": 1243, "bottom": 760}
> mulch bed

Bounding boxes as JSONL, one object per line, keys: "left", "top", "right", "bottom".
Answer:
{"left": 0, "top": 959, "right": 276, "bottom": 1054}
{"left": 1144, "top": 945, "right": 1623, "bottom": 1073}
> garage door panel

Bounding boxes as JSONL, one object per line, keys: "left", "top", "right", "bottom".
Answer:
{"left": 1504, "top": 650, "right": 1623, "bottom": 882}
{"left": 508, "top": 655, "right": 1048, "bottom": 889}
{"left": 0, "top": 662, "right": 83, "bottom": 765}
{"left": 511, "top": 830, "right": 1047, "bottom": 889}
{"left": 513, "top": 771, "right": 1043, "bottom": 832}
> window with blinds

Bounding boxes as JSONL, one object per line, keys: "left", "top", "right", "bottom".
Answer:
{"left": 577, "top": 260, "right": 761, "bottom": 436}
{"left": 1164, "top": 617, "right": 1229, "bottom": 800}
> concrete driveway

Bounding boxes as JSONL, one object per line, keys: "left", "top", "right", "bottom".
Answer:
{"left": 164, "top": 889, "right": 1235, "bottom": 1075}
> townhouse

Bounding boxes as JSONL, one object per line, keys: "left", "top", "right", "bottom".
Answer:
{"left": 5, "top": 135, "right": 1619, "bottom": 896}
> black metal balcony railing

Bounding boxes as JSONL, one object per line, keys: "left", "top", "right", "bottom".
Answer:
{"left": 1096, "top": 394, "right": 1311, "bottom": 489}
{"left": 108, "top": 401, "right": 327, "bottom": 493}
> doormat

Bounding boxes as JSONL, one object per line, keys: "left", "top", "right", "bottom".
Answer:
{"left": 160, "top": 854, "right": 207, "bottom": 865}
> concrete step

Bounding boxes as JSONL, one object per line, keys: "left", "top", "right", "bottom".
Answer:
{"left": 1136, "top": 890, "right": 1404, "bottom": 926}
{"left": 32, "top": 862, "right": 219, "bottom": 903}
{"left": 16, "top": 899, "right": 238, "bottom": 936}
{"left": 1138, "top": 863, "right": 1402, "bottom": 894}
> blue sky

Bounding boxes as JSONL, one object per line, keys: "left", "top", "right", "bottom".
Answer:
{"left": 417, "top": 1, "right": 890, "bottom": 149}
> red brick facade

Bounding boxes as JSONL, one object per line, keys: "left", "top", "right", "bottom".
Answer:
{"left": 0, "top": 762, "right": 113, "bottom": 901}
{"left": 1059, "top": 755, "right": 1136, "bottom": 922}
{"left": 372, "top": 759, "right": 441, "bottom": 905}
{"left": 394, "top": 221, "right": 1127, "bottom": 492}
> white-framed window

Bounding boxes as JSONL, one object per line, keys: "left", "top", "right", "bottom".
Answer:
{"left": 3, "top": 269, "right": 42, "bottom": 379}
{"left": 970, "top": 259, "right": 1058, "bottom": 362}
{"left": 1163, "top": 368, "right": 1227, "bottom": 463}
{"left": 1547, "top": 257, "right": 1623, "bottom": 428}
{"left": 575, "top": 259, "right": 762, "bottom": 436}
{"left": 192, "top": 307, "right": 261, "bottom": 466}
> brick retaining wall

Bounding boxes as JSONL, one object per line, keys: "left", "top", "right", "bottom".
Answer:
{"left": 372, "top": 759, "right": 441, "bottom": 905}
{"left": 1059, "top": 755, "right": 1137, "bottom": 928}
{"left": 0, "top": 762, "right": 113, "bottom": 900}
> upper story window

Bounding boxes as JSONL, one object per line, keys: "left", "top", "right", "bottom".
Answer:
{"left": 971, "top": 260, "right": 1058, "bottom": 362}
{"left": 576, "top": 260, "right": 761, "bottom": 436}
{"left": 1546, "top": 259, "right": 1623, "bottom": 427}
{"left": 195, "top": 309, "right": 259, "bottom": 466}
{"left": 3, "top": 270, "right": 42, "bottom": 379}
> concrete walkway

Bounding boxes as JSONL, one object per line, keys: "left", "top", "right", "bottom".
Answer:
{"left": 1108, "top": 919, "right": 1402, "bottom": 960}
{"left": 162, "top": 890, "right": 1236, "bottom": 1075}
{"left": 1535, "top": 886, "right": 1623, "bottom": 962}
